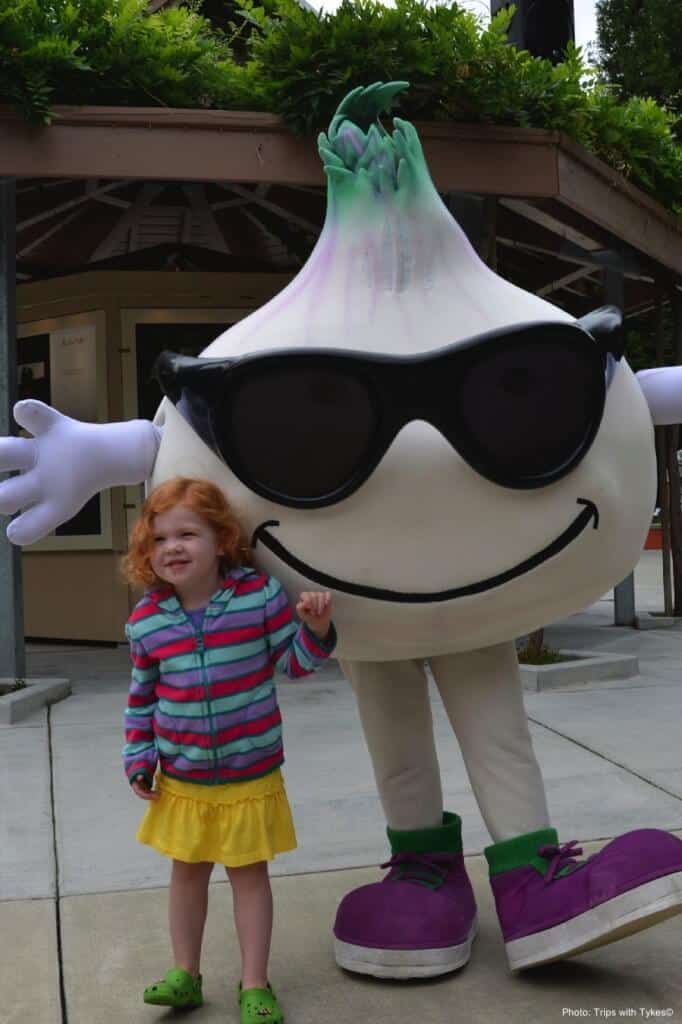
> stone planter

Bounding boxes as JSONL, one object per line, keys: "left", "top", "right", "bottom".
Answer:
{"left": 520, "top": 650, "right": 638, "bottom": 692}
{"left": 0, "top": 677, "right": 71, "bottom": 724}
{"left": 636, "top": 611, "right": 682, "bottom": 630}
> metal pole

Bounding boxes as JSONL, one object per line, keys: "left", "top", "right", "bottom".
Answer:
{"left": 0, "top": 179, "right": 26, "bottom": 679}
{"left": 654, "top": 293, "right": 674, "bottom": 614}
{"left": 602, "top": 261, "right": 637, "bottom": 626}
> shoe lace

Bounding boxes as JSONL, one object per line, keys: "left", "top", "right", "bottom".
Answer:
{"left": 380, "top": 852, "right": 456, "bottom": 890}
{"left": 538, "top": 840, "right": 584, "bottom": 884}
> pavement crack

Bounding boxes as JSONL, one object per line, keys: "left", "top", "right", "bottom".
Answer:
{"left": 527, "top": 714, "right": 682, "bottom": 804}
{"left": 47, "top": 705, "right": 69, "bottom": 1024}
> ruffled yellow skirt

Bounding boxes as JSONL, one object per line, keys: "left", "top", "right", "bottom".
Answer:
{"left": 136, "top": 769, "right": 297, "bottom": 867}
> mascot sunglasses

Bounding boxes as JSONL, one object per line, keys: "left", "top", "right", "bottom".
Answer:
{"left": 154, "top": 307, "right": 623, "bottom": 510}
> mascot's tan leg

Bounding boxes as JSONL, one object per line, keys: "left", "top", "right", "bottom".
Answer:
{"left": 334, "top": 646, "right": 548, "bottom": 979}
{"left": 339, "top": 657, "right": 443, "bottom": 830}
{"left": 430, "top": 642, "right": 682, "bottom": 971}
{"left": 430, "top": 641, "right": 550, "bottom": 841}
{"left": 334, "top": 658, "right": 477, "bottom": 979}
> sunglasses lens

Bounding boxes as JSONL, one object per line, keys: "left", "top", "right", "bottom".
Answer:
{"left": 457, "top": 337, "right": 603, "bottom": 484}
{"left": 217, "top": 367, "right": 377, "bottom": 503}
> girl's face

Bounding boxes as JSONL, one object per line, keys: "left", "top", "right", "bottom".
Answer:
{"left": 149, "top": 504, "right": 222, "bottom": 604}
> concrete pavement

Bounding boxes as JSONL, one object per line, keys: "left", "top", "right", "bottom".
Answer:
{"left": 2, "top": 551, "right": 682, "bottom": 1023}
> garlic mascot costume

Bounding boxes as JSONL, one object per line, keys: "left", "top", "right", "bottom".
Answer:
{"left": 3, "top": 83, "right": 682, "bottom": 977}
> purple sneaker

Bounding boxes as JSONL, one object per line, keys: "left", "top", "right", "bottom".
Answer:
{"left": 487, "top": 827, "right": 682, "bottom": 970}
{"left": 333, "top": 812, "right": 477, "bottom": 978}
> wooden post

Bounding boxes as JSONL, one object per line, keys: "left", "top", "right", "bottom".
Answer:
{"left": 0, "top": 179, "right": 26, "bottom": 679}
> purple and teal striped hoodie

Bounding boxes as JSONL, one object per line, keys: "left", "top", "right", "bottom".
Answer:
{"left": 123, "top": 567, "right": 336, "bottom": 787}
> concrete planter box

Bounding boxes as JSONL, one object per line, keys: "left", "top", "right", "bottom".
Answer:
{"left": 520, "top": 650, "right": 638, "bottom": 692}
{"left": 0, "top": 677, "right": 71, "bottom": 724}
{"left": 636, "top": 611, "right": 682, "bottom": 630}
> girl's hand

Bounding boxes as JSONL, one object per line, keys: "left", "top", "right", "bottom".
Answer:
{"left": 131, "top": 775, "right": 160, "bottom": 801}
{"left": 296, "top": 591, "right": 333, "bottom": 640}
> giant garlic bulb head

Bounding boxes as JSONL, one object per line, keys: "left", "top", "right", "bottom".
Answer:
{"left": 152, "top": 83, "right": 655, "bottom": 659}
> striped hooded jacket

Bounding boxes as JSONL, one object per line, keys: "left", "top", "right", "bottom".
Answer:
{"left": 123, "top": 567, "right": 336, "bottom": 787}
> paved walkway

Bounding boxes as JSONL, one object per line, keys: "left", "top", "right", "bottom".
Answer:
{"left": 2, "top": 552, "right": 682, "bottom": 1023}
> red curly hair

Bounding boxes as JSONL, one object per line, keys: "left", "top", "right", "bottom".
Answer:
{"left": 122, "top": 477, "right": 252, "bottom": 589}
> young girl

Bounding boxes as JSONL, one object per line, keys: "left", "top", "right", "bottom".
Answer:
{"left": 122, "top": 477, "right": 335, "bottom": 1022}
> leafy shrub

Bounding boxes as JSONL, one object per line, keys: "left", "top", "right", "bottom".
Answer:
{"left": 516, "top": 645, "right": 564, "bottom": 665}
{"left": 0, "top": 0, "right": 679, "bottom": 212}
{"left": 0, "top": 0, "right": 249, "bottom": 120}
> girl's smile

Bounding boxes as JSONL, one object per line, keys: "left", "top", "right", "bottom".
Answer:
{"left": 150, "top": 504, "right": 223, "bottom": 607}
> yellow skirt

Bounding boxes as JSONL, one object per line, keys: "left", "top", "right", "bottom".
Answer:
{"left": 136, "top": 769, "right": 297, "bottom": 867}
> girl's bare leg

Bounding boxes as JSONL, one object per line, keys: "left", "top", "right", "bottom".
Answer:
{"left": 227, "top": 861, "right": 273, "bottom": 989}
{"left": 169, "top": 859, "right": 214, "bottom": 977}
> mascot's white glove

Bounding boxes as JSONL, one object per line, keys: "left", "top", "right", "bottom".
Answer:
{"left": 637, "top": 367, "right": 682, "bottom": 426}
{"left": 0, "top": 400, "right": 160, "bottom": 546}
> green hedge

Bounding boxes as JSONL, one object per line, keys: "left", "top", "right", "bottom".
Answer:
{"left": 1, "top": 0, "right": 680, "bottom": 212}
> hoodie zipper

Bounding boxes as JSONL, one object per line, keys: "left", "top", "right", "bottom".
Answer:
{"left": 193, "top": 625, "right": 218, "bottom": 784}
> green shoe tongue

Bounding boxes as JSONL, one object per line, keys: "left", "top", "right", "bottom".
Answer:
{"left": 485, "top": 828, "right": 559, "bottom": 876}
{"left": 387, "top": 811, "right": 463, "bottom": 854}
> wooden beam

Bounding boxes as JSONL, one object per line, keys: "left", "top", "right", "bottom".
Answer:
{"left": 0, "top": 106, "right": 679, "bottom": 279}
{"left": 216, "top": 182, "right": 321, "bottom": 235}
{"left": 91, "top": 183, "right": 162, "bottom": 260}
{"left": 183, "top": 184, "right": 230, "bottom": 254}
{"left": 16, "top": 179, "right": 73, "bottom": 193}
{"left": 240, "top": 207, "right": 299, "bottom": 266}
{"left": 17, "top": 179, "right": 130, "bottom": 231}
{"left": 536, "top": 265, "right": 594, "bottom": 297}
{"left": 91, "top": 194, "right": 131, "bottom": 209}
{"left": 556, "top": 135, "right": 682, "bottom": 277}
{"left": 500, "top": 198, "right": 603, "bottom": 251}
{"left": 0, "top": 107, "right": 560, "bottom": 195}
{"left": 497, "top": 235, "right": 655, "bottom": 284}
{"left": 17, "top": 206, "right": 86, "bottom": 258}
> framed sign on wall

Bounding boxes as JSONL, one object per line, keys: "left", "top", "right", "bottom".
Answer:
{"left": 120, "top": 308, "right": 247, "bottom": 533}
{"left": 17, "top": 310, "right": 112, "bottom": 550}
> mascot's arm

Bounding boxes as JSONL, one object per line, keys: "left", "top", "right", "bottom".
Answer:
{"left": 0, "top": 400, "right": 160, "bottom": 546}
{"left": 637, "top": 367, "right": 682, "bottom": 426}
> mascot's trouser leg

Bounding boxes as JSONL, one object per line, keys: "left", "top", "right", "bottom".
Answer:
{"left": 429, "top": 643, "right": 550, "bottom": 842}
{"left": 333, "top": 657, "right": 477, "bottom": 978}
{"left": 432, "top": 645, "right": 682, "bottom": 971}
{"left": 335, "top": 645, "right": 682, "bottom": 976}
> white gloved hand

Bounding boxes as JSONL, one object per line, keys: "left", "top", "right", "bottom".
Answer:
{"left": 637, "top": 366, "right": 682, "bottom": 426}
{"left": 0, "top": 400, "right": 160, "bottom": 546}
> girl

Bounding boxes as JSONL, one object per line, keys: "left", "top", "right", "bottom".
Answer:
{"left": 122, "top": 477, "right": 335, "bottom": 1022}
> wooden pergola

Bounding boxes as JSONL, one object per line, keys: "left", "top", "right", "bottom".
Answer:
{"left": 1, "top": 105, "right": 680, "bottom": 309}
{"left": 1, "top": 104, "right": 681, "bottom": 668}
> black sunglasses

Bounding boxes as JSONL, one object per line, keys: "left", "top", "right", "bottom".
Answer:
{"left": 154, "top": 307, "right": 623, "bottom": 510}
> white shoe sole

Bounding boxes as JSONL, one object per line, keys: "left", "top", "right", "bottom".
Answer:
{"left": 333, "top": 915, "right": 478, "bottom": 979}
{"left": 506, "top": 871, "right": 682, "bottom": 970}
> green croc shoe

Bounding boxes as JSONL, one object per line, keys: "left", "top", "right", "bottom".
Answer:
{"left": 238, "top": 982, "right": 284, "bottom": 1023}
{"left": 143, "top": 967, "right": 203, "bottom": 1008}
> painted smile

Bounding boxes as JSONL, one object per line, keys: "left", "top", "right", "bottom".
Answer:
{"left": 251, "top": 499, "right": 599, "bottom": 604}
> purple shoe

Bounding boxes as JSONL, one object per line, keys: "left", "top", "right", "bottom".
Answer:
{"left": 487, "top": 826, "right": 682, "bottom": 970}
{"left": 333, "top": 812, "right": 477, "bottom": 978}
